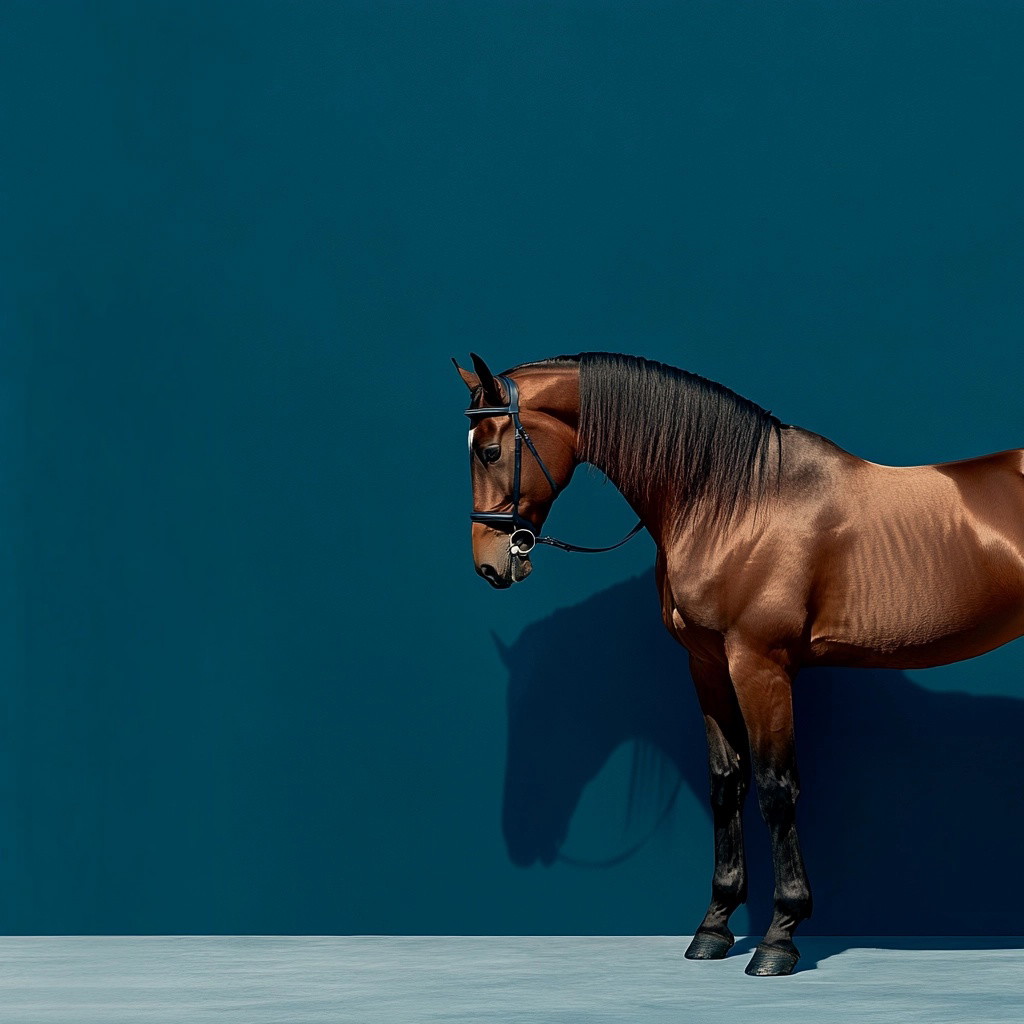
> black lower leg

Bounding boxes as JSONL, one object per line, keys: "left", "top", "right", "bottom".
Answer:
{"left": 685, "top": 703, "right": 749, "bottom": 960}
{"left": 727, "top": 652, "right": 812, "bottom": 977}
{"left": 745, "top": 765, "right": 812, "bottom": 976}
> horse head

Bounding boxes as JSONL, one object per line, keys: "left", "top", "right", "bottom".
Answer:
{"left": 453, "top": 354, "right": 579, "bottom": 588}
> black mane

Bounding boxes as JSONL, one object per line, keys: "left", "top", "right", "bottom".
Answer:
{"left": 511, "top": 353, "right": 782, "bottom": 524}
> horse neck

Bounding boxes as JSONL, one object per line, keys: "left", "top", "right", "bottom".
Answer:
{"left": 514, "top": 362, "right": 675, "bottom": 532}
{"left": 567, "top": 362, "right": 790, "bottom": 546}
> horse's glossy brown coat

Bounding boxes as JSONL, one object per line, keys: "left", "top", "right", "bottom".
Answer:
{"left": 458, "top": 357, "right": 1024, "bottom": 974}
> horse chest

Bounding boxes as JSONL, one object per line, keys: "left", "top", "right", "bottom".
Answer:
{"left": 657, "top": 562, "right": 736, "bottom": 660}
{"left": 666, "top": 603, "right": 728, "bottom": 662}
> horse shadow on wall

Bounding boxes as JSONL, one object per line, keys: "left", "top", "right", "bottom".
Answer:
{"left": 500, "top": 571, "right": 1024, "bottom": 936}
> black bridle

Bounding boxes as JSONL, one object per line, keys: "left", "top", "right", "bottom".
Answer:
{"left": 465, "top": 374, "right": 645, "bottom": 556}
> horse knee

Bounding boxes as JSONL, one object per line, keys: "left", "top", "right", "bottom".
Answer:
{"left": 705, "top": 716, "right": 748, "bottom": 812}
{"left": 775, "top": 891, "right": 813, "bottom": 926}
{"left": 755, "top": 768, "right": 799, "bottom": 823}
{"left": 709, "top": 764, "right": 747, "bottom": 811}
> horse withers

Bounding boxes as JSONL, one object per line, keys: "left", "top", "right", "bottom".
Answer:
{"left": 455, "top": 351, "right": 1024, "bottom": 976}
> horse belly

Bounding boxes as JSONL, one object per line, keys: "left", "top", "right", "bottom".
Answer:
{"left": 810, "top": 601, "right": 1024, "bottom": 669}
{"left": 808, "top": 497, "right": 1024, "bottom": 669}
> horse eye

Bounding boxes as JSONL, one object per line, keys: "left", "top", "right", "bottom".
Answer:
{"left": 481, "top": 445, "right": 501, "bottom": 465}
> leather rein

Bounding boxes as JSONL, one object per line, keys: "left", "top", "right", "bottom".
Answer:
{"left": 465, "top": 374, "right": 646, "bottom": 557}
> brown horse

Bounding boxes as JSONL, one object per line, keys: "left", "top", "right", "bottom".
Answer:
{"left": 455, "top": 351, "right": 1024, "bottom": 976}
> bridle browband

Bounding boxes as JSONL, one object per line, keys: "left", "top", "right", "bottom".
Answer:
{"left": 465, "top": 374, "right": 645, "bottom": 557}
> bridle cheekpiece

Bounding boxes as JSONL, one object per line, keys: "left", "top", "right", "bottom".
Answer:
{"left": 465, "top": 374, "right": 645, "bottom": 557}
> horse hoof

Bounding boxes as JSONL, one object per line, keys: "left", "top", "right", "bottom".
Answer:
{"left": 744, "top": 942, "right": 799, "bottom": 976}
{"left": 684, "top": 929, "right": 735, "bottom": 960}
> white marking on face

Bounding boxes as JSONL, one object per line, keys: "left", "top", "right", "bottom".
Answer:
{"left": 467, "top": 426, "right": 476, "bottom": 451}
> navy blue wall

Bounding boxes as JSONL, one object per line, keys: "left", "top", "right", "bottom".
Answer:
{"left": 1, "top": 1, "right": 1022, "bottom": 934}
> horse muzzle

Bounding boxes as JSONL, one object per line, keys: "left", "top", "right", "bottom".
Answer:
{"left": 477, "top": 549, "right": 533, "bottom": 588}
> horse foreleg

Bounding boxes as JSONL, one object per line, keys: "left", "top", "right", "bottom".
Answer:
{"left": 727, "top": 646, "right": 812, "bottom": 977}
{"left": 684, "top": 655, "right": 751, "bottom": 961}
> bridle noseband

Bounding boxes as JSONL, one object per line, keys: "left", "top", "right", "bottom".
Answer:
{"left": 465, "top": 374, "right": 645, "bottom": 557}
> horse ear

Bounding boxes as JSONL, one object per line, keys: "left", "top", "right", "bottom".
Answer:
{"left": 451, "top": 357, "right": 477, "bottom": 392}
{"left": 470, "top": 352, "right": 504, "bottom": 405}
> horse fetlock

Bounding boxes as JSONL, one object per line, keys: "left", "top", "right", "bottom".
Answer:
{"left": 772, "top": 893, "right": 813, "bottom": 929}
{"left": 711, "top": 875, "right": 747, "bottom": 911}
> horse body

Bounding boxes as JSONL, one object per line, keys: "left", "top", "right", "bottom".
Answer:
{"left": 808, "top": 451, "right": 1024, "bottom": 668}
{"left": 655, "top": 429, "right": 1024, "bottom": 673}
{"left": 456, "top": 352, "right": 1024, "bottom": 975}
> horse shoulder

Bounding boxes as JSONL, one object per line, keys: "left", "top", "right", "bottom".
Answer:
{"left": 658, "top": 510, "right": 822, "bottom": 663}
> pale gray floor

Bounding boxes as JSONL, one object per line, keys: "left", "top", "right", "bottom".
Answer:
{"left": 0, "top": 936, "right": 1021, "bottom": 1024}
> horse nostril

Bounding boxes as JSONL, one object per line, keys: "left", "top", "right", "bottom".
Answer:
{"left": 478, "top": 563, "right": 509, "bottom": 589}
